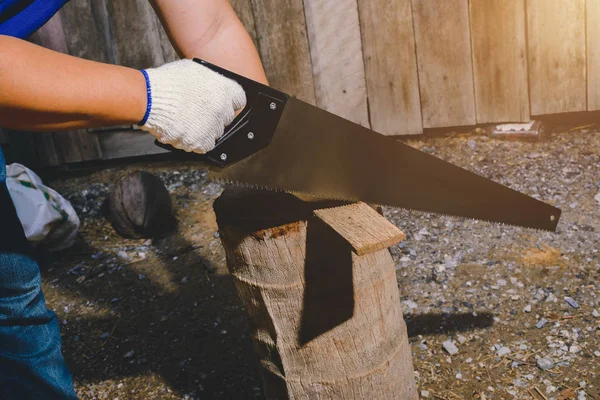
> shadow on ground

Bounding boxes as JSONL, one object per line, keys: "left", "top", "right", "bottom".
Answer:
{"left": 41, "top": 231, "right": 263, "bottom": 399}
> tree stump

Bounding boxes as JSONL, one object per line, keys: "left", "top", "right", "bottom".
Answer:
{"left": 214, "top": 188, "right": 417, "bottom": 399}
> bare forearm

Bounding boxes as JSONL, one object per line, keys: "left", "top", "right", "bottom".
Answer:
{"left": 151, "top": 0, "right": 267, "bottom": 84}
{"left": 0, "top": 35, "right": 146, "bottom": 131}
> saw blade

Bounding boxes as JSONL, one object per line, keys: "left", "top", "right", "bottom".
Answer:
{"left": 210, "top": 98, "right": 561, "bottom": 231}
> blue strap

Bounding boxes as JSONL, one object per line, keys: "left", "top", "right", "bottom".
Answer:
{"left": 139, "top": 69, "right": 153, "bottom": 126}
{"left": 0, "top": 0, "right": 69, "bottom": 39}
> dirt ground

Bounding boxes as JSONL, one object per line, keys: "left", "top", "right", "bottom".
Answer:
{"left": 40, "top": 126, "right": 599, "bottom": 399}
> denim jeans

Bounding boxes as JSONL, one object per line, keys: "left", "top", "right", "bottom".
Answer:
{"left": 0, "top": 148, "right": 77, "bottom": 399}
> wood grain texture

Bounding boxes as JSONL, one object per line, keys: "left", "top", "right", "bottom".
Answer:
{"left": 412, "top": 0, "right": 476, "bottom": 128}
{"left": 304, "top": 0, "right": 369, "bottom": 126}
{"left": 214, "top": 188, "right": 417, "bottom": 399}
{"left": 155, "top": 14, "right": 179, "bottom": 63}
{"left": 588, "top": 0, "right": 600, "bottom": 110}
{"left": 53, "top": 130, "right": 102, "bottom": 163}
{"left": 251, "top": 0, "right": 316, "bottom": 104}
{"left": 230, "top": 0, "right": 259, "bottom": 49}
{"left": 106, "top": 0, "right": 164, "bottom": 68}
{"left": 527, "top": 0, "right": 586, "bottom": 115}
{"left": 59, "top": 0, "right": 115, "bottom": 63}
{"left": 470, "top": 0, "right": 530, "bottom": 123}
{"left": 314, "top": 202, "right": 405, "bottom": 255}
{"left": 358, "top": 0, "right": 422, "bottom": 135}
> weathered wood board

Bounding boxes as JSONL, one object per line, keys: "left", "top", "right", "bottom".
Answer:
{"left": 229, "top": 0, "right": 259, "bottom": 49}
{"left": 304, "top": 0, "right": 369, "bottom": 126}
{"left": 411, "top": 0, "right": 476, "bottom": 128}
{"left": 527, "top": 0, "right": 586, "bottom": 115}
{"left": 470, "top": 0, "right": 530, "bottom": 123}
{"left": 358, "top": 0, "right": 422, "bottom": 135}
{"left": 105, "top": 0, "right": 164, "bottom": 68}
{"left": 59, "top": 0, "right": 115, "bottom": 63}
{"left": 587, "top": 0, "right": 600, "bottom": 110}
{"left": 250, "top": 0, "right": 316, "bottom": 104}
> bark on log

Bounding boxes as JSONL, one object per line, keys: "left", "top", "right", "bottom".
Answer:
{"left": 214, "top": 188, "right": 417, "bottom": 399}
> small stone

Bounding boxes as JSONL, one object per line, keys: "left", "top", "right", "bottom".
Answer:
{"left": 100, "top": 332, "right": 110, "bottom": 340}
{"left": 497, "top": 346, "right": 511, "bottom": 356}
{"left": 579, "top": 390, "right": 587, "bottom": 400}
{"left": 537, "top": 357, "right": 554, "bottom": 370}
{"left": 443, "top": 340, "right": 459, "bottom": 355}
{"left": 546, "top": 385, "right": 557, "bottom": 395}
{"left": 117, "top": 251, "right": 131, "bottom": 262}
{"left": 124, "top": 350, "right": 135, "bottom": 358}
{"left": 565, "top": 297, "right": 579, "bottom": 309}
{"left": 497, "top": 279, "right": 507, "bottom": 286}
{"left": 536, "top": 318, "right": 548, "bottom": 329}
{"left": 523, "top": 304, "right": 532, "bottom": 313}
{"left": 569, "top": 345, "right": 581, "bottom": 353}
{"left": 595, "top": 192, "right": 600, "bottom": 205}
{"left": 421, "top": 390, "right": 430, "bottom": 398}
{"left": 456, "top": 372, "right": 463, "bottom": 379}
{"left": 466, "top": 357, "right": 473, "bottom": 363}
{"left": 592, "top": 309, "right": 599, "bottom": 318}
{"left": 519, "top": 344, "right": 529, "bottom": 350}
{"left": 403, "top": 300, "right": 419, "bottom": 310}
{"left": 181, "top": 276, "right": 189, "bottom": 284}
{"left": 467, "top": 140, "right": 477, "bottom": 150}
{"left": 580, "top": 381, "right": 587, "bottom": 388}
{"left": 419, "top": 343, "right": 428, "bottom": 351}
{"left": 545, "top": 293, "right": 558, "bottom": 303}
{"left": 457, "top": 335, "right": 467, "bottom": 344}
{"left": 111, "top": 297, "right": 119, "bottom": 303}
{"left": 594, "top": 351, "right": 600, "bottom": 357}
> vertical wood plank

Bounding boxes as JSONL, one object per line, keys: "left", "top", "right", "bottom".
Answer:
{"left": 53, "top": 130, "right": 103, "bottom": 164}
{"left": 357, "top": 0, "right": 422, "bottom": 135}
{"left": 469, "top": 0, "right": 529, "bottom": 123}
{"left": 59, "top": 0, "right": 115, "bottom": 63}
{"left": 251, "top": 0, "right": 316, "bottom": 104}
{"left": 154, "top": 14, "right": 179, "bottom": 63}
{"left": 106, "top": 0, "right": 165, "bottom": 68}
{"left": 527, "top": 0, "right": 586, "bottom": 115}
{"left": 412, "top": 0, "right": 476, "bottom": 128}
{"left": 230, "top": 0, "right": 259, "bottom": 49}
{"left": 304, "top": 0, "right": 369, "bottom": 126}
{"left": 587, "top": 0, "right": 600, "bottom": 110}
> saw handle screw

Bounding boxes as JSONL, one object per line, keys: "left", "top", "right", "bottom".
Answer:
{"left": 270, "top": 102, "right": 277, "bottom": 110}
{"left": 550, "top": 215, "right": 555, "bottom": 221}
{"left": 220, "top": 153, "right": 228, "bottom": 161}
{"left": 247, "top": 132, "right": 255, "bottom": 140}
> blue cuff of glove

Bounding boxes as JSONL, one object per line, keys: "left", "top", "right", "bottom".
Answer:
{"left": 139, "top": 69, "right": 152, "bottom": 126}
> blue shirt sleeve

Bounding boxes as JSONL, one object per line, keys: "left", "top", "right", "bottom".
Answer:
{"left": 0, "top": 0, "right": 69, "bottom": 39}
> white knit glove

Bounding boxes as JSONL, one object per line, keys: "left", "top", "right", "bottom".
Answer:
{"left": 139, "top": 59, "right": 246, "bottom": 154}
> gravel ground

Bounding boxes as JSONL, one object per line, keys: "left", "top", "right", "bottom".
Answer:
{"left": 40, "top": 126, "right": 599, "bottom": 399}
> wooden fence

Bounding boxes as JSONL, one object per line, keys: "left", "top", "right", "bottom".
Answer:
{"left": 1, "top": 0, "right": 598, "bottom": 167}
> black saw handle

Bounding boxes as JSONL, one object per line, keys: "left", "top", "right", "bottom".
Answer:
{"left": 154, "top": 58, "right": 289, "bottom": 168}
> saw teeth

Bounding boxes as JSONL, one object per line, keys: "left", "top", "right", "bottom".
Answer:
{"left": 209, "top": 176, "right": 558, "bottom": 232}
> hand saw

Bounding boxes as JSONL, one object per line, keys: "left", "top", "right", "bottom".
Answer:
{"left": 155, "top": 59, "right": 561, "bottom": 232}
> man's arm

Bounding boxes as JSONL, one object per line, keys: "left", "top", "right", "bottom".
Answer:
{"left": 150, "top": 0, "right": 268, "bottom": 84}
{"left": 0, "top": 35, "right": 147, "bottom": 131}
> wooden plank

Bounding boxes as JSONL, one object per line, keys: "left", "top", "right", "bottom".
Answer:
{"left": 53, "top": 130, "right": 102, "bottom": 164}
{"left": 314, "top": 202, "right": 405, "bottom": 256}
{"left": 469, "top": 0, "right": 529, "bottom": 123}
{"left": 588, "top": 0, "right": 600, "bottom": 110}
{"left": 250, "top": 0, "right": 316, "bottom": 104}
{"left": 304, "top": 0, "right": 369, "bottom": 126}
{"left": 411, "top": 0, "right": 476, "bottom": 128}
{"left": 527, "top": 0, "right": 586, "bottom": 115}
{"left": 154, "top": 14, "right": 179, "bottom": 63}
{"left": 357, "top": 0, "right": 422, "bottom": 135}
{"left": 230, "top": 0, "right": 259, "bottom": 49}
{"left": 98, "top": 131, "right": 169, "bottom": 160}
{"left": 106, "top": 0, "right": 165, "bottom": 68}
{"left": 59, "top": 0, "right": 115, "bottom": 63}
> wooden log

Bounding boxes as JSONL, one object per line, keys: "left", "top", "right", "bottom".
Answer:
{"left": 587, "top": 0, "right": 600, "bottom": 110}
{"left": 214, "top": 188, "right": 417, "bottom": 399}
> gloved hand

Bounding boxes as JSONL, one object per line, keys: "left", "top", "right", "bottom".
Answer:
{"left": 139, "top": 59, "right": 246, "bottom": 154}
